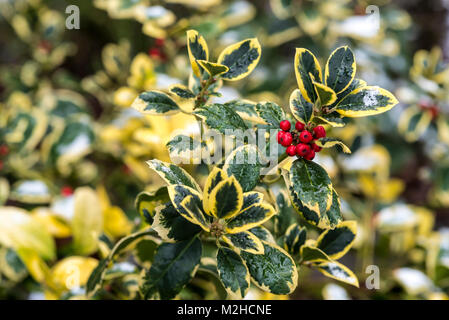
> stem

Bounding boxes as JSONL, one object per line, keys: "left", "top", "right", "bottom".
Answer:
{"left": 193, "top": 76, "right": 214, "bottom": 110}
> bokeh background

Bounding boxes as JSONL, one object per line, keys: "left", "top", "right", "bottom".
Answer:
{"left": 1, "top": 0, "right": 449, "bottom": 300}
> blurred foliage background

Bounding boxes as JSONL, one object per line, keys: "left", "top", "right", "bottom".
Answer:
{"left": 1, "top": 0, "right": 449, "bottom": 300}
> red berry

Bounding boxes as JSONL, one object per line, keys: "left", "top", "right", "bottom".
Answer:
{"left": 279, "top": 120, "right": 291, "bottom": 131}
{"left": 149, "top": 48, "right": 161, "bottom": 58}
{"left": 155, "top": 38, "right": 165, "bottom": 47}
{"left": 304, "top": 149, "right": 316, "bottom": 160}
{"left": 280, "top": 132, "right": 293, "bottom": 147}
{"left": 299, "top": 130, "right": 313, "bottom": 143}
{"left": 313, "top": 126, "right": 326, "bottom": 139}
{"left": 277, "top": 131, "right": 285, "bottom": 143}
{"left": 286, "top": 145, "right": 296, "bottom": 156}
{"left": 0, "top": 144, "right": 8, "bottom": 156}
{"left": 295, "top": 121, "right": 305, "bottom": 131}
{"left": 0, "top": 160, "right": 3, "bottom": 171}
{"left": 311, "top": 143, "right": 322, "bottom": 152}
{"left": 61, "top": 186, "right": 73, "bottom": 197}
{"left": 296, "top": 143, "right": 311, "bottom": 157}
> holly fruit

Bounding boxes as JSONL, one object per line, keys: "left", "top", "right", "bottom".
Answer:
{"left": 304, "top": 149, "right": 316, "bottom": 160}
{"left": 299, "top": 130, "right": 313, "bottom": 143}
{"left": 286, "top": 145, "right": 296, "bottom": 156}
{"left": 296, "top": 143, "right": 310, "bottom": 157}
{"left": 311, "top": 143, "right": 322, "bottom": 152}
{"left": 279, "top": 120, "right": 291, "bottom": 131}
{"left": 295, "top": 121, "right": 305, "bottom": 131}
{"left": 277, "top": 131, "right": 285, "bottom": 143}
{"left": 313, "top": 125, "right": 326, "bottom": 139}
{"left": 61, "top": 186, "right": 73, "bottom": 197}
{"left": 280, "top": 132, "right": 293, "bottom": 147}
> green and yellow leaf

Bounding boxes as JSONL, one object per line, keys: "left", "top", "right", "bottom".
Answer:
{"left": 197, "top": 60, "right": 229, "bottom": 77}
{"left": 294, "top": 48, "right": 322, "bottom": 103}
{"left": 194, "top": 103, "right": 248, "bottom": 134}
{"left": 316, "top": 221, "right": 357, "bottom": 260}
{"left": 324, "top": 189, "right": 343, "bottom": 229}
{"left": 147, "top": 159, "right": 201, "bottom": 191}
{"left": 255, "top": 102, "right": 285, "bottom": 128}
{"left": 241, "top": 191, "right": 264, "bottom": 212}
{"left": 240, "top": 241, "right": 298, "bottom": 294}
{"left": 225, "top": 203, "right": 276, "bottom": 234}
{"left": 152, "top": 202, "right": 202, "bottom": 242}
{"left": 208, "top": 177, "right": 243, "bottom": 220}
{"left": 179, "top": 195, "right": 210, "bottom": 232}
{"left": 315, "top": 261, "right": 359, "bottom": 287}
{"left": 222, "top": 231, "right": 264, "bottom": 254}
{"left": 335, "top": 86, "right": 399, "bottom": 118}
{"left": 315, "top": 137, "right": 351, "bottom": 154}
{"left": 203, "top": 167, "right": 228, "bottom": 215}
{"left": 313, "top": 81, "right": 337, "bottom": 106}
{"left": 135, "top": 188, "right": 170, "bottom": 225}
{"left": 131, "top": 90, "right": 180, "bottom": 115}
{"left": 324, "top": 46, "right": 356, "bottom": 94}
{"left": 169, "top": 84, "right": 196, "bottom": 99}
{"left": 187, "top": 30, "right": 209, "bottom": 77}
{"left": 289, "top": 89, "right": 314, "bottom": 124}
{"left": 300, "top": 245, "right": 330, "bottom": 263}
{"left": 398, "top": 106, "right": 432, "bottom": 142}
{"left": 283, "top": 224, "right": 307, "bottom": 256}
{"left": 217, "top": 38, "right": 261, "bottom": 81}
{"left": 216, "top": 247, "right": 250, "bottom": 299}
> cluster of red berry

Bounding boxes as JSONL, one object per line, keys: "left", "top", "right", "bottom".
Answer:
{"left": 277, "top": 120, "right": 326, "bottom": 160}
{"left": 148, "top": 38, "right": 167, "bottom": 61}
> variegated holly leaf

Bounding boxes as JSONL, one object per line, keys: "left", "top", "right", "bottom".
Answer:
{"left": 217, "top": 38, "right": 261, "bottom": 81}
{"left": 324, "top": 189, "right": 343, "bottom": 229}
{"left": 313, "top": 81, "right": 337, "bottom": 106}
{"left": 223, "top": 145, "right": 262, "bottom": 193}
{"left": 294, "top": 48, "right": 322, "bottom": 103}
{"left": 135, "top": 187, "right": 170, "bottom": 225}
{"left": 300, "top": 245, "right": 330, "bottom": 263}
{"left": 315, "top": 261, "right": 359, "bottom": 287}
{"left": 274, "top": 191, "right": 296, "bottom": 237}
{"left": 216, "top": 247, "right": 250, "bottom": 299}
{"left": 324, "top": 46, "right": 356, "bottom": 94}
{"left": 207, "top": 176, "right": 243, "bottom": 219}
{"left": 225, "top": 202, "right": 276, "bottom": 234}
{"left": 284, "top": 159, "right": 333, "bottom": 227}
{"left": 316, "top": 221, "right": 357, "bottom": 260}
{"left": 203, "top": 167, "right": 228, "bottom": 215}
{"left": 152, "top": 202, "right": 202, "bottom": 242}
{"left": 142, "top": 237, "right": 202, "bottom": 299}
{"left": 255, "top": 102, "right": 285, "bottom": 128}
{"left": 169, "top": 84, "right": 195, "bottom": 99}
{"left": 131, "top": 91, "right": 180, "bottom": 115}
{"left": 222, "top": 231, "right": 264, "bottom": 254}
{"left": 334, "top": 86, "right": 398, "bottom": 118}
{"left": 241, "top": 241, "right": 298, "bottom": 294}
{"left": 249, "top": 226, "right": 276, "bottom": 243}
{"left": 315, "top": 137, "right": 351, "bottom": 154}
{"left": 194, "top": 103, "right": 248, "bottom": 134}
{"left": 398, "top": 106, "right": 432, "bottom": 142}
{"left": 147, "top": 159, "right": 201, "bottom": 191}
{"left": 187, "top": 30, "right": 209, "bottom": 77}
{"left": 289, "top": 89, "right": 314, "bottom": 124}
{"left": 166, "top": 135, "right": 206, "bottom": 164}
{"left": 197, "top": 60, "right": 229, "bottom": 77}
{"left": 283, "top": 224, "right": 307, "bottom": 256}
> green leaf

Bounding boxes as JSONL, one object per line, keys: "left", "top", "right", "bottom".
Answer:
{"left": 225, "top": 100, "right": 259, "bottom": 122}
{"left": 294, "top": 48, "right": 322, "bottom": 103}
{"left": 322, "top": 189, "right": 343, "bottom": 229}
{"left": 300, "top": 245, "right": 330, "bottom": 263}
{"left": 289, "top": 89, "right": 314, "bottom": 124}
{"left": 194, "top": 103, "right": 248, "bottom": 134}
{"left": 324, "top": 46, "right": 356, "bottom": 94}
{"left": 187, "top": 30, "right": 209, "bottom": 77}
{"left": 315, "top": 261, "right": 359, "bottom": 287}
{"left": 135, "top": 187, "right": 170, "bottom": 225}
{"left": 284, "top": 159, "right": 333, "bottom": 227}
{"left": 222, "top": 231, "right": 264, "bottom": 254}
{"left": 240, "top": 191, "right": 264, "bottom": 212}
{"left": 0, "top": 248, "right": 27, "bottom": 281}
{"left": 147, "top": 159, "right": 201, "bottom": 191}
{"left": 142, "top": 237, "right": 202, "bottom": 299}
{"left": 152, "top": 202, "right": 202, "bottom": 242}
{"left": 169, "top": 84, "right": 195, "bottom": 99}
{"left": 166, "top": 135, "right": 206, "bottom": 164}
{"left": 197, "top": 60, "right": 229, "bottom": 77}
{"left": 255, "top": 102, "right": 285, "bottom": 128}
{"left": 249, "top": 226, "right": 275, "bottom": 243}
{"left": 216, "top": 247, "right": 250, "bottom": 298}
{"left": 226, "top": 203, "right": 276, "bottom": 234}
{"left": 86, "top": 258, "right": 109, "bottom": 298}
{"left": 131, "top": 91, "right": 180, "bottom": 115}
{"left": 208, "top": 177, "right": 243, "bottom": 219}
{"left": 335, "top": 86, "right": 399, "bottom": 118}
{"left": 217, "top": 38, "right": 262, "bottom": 81}
{"left": 274, "top": 191, "right": 296, "bottom": 237}
{"left": 315, "top": 115, "right": 345, "bottom": 127}
{"left": 315, "top": 137, "right": 351, "bottom": 154}
{"left": 223, "top": 145, "right": 262, "bottom": 192}
{"left": 283, "top": 224, "right": 307, "bottom": 256}
{"left": 203, "top": 167, "right": 228, "bottom": 215}
{"left": 316, "top": 221, "right": 357, "bottom": 260}
{"left": 241, "top": 241, "right": 298, "bottom": 294}
{"left": 313, "top": 81, "right": 337, "bottom": 106}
